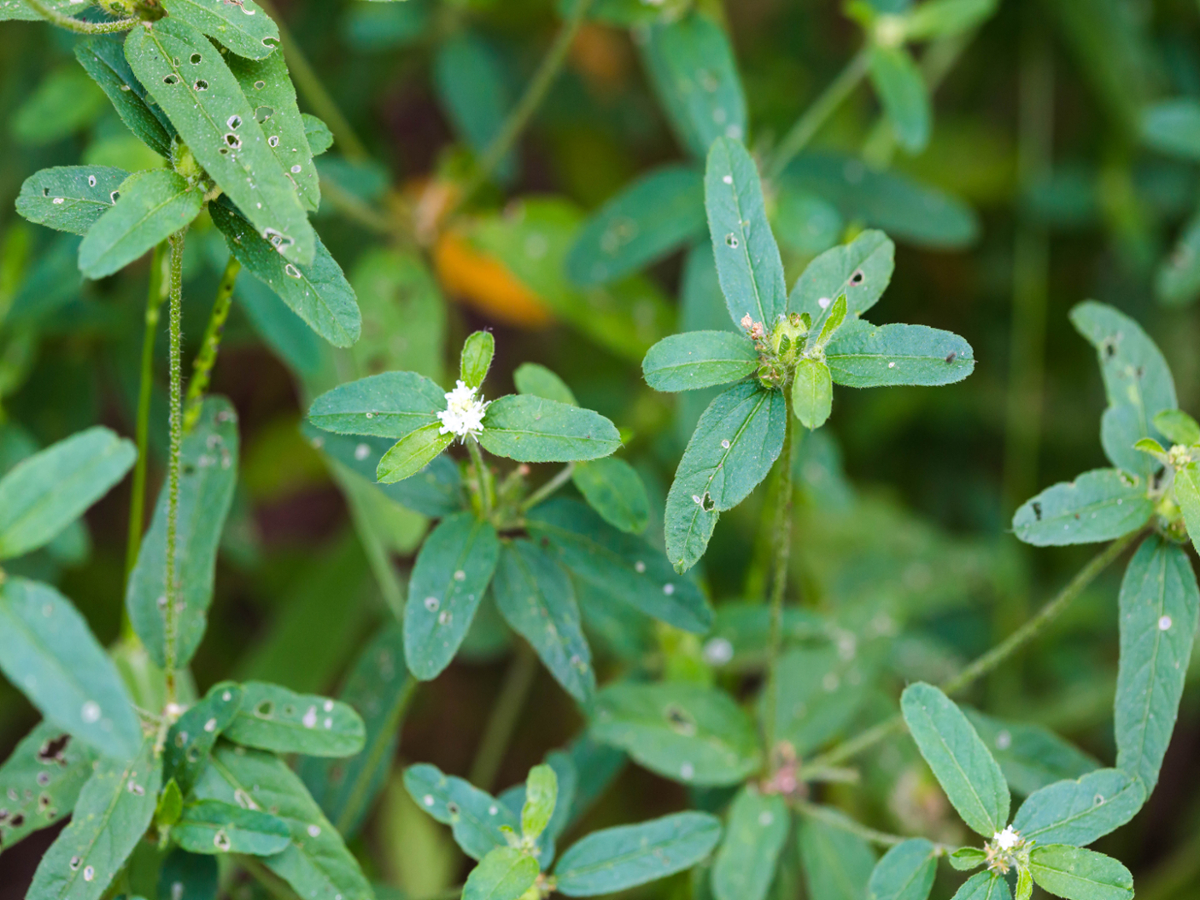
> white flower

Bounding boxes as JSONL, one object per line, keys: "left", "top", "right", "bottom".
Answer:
{"left": 437, "top": 380, "right": 489, "bottom": 440}
{"left": 993, "top": 825, "right": 1020, "bottom": 851}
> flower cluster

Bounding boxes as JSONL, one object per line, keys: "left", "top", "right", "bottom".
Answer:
{"left": 437, "top": 380, "right": 489, "bottom": 440}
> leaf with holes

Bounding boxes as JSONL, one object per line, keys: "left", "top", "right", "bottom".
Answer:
{"left": 25, "top": 736, "right": 160, "bottom": 900}
{"left": 711, "top": 785, "right": 789, "bottom": 900}
{"left": 125, "top": 17, "right": 314, "bottom": 264}
{"left": 642, "top": 331, "right": 758, "bottom": 392}
{"left": 493, "top": 540, "right": 594, "bottom": 703}
{"left": 901, "top": 683, "right": 1010, "bottom": 837}
{"left": 0, "top": 578, "right": 142, "bottom": 761}
{"left": 571, "top": 457, "right": 650, "bottom": 534}
{"left": 404, "top": 512, "right": 501, "bottom": 680}
{"left": 1114, "top": 535, "right": 1199, "bottom": 792}
{"left": 164, "top": 682, "right": 243, "bottom": 796}
{"left": 1011, "top": 769, "right": 1144, "bottom": 848}
{"left": 590, "top": 681, "right": 760, "bottom": 786}
{"left": 193, "top": 743, "right": 374, "bottom": 900}
{"left": 1012, "top": 469, "right": 1154, "bottom": 547}
{"left": 0, "top": 721, "right": 97, "bottom": 851}
{"left": 0, "top": 426, "right": 135, "bottom": 560}
{"left": 159, "top": 0, "right": 280, "bottom": 61}
{"left": 824, "top": 321, "right": 975, "bottom": 388}
{"left": 307, "top": 371, "right": 445, "bottom": 439}
{"left": 705, "top": 137, "right": 787, "bottom": 327}
{"left": 403, "top": 762, "right": 517, "bottom": 861}
{"left": 1028, "top": 845, "right": 1133, "bottom": 900}
{"left": 172, "top": 801, "right": 291, "bottom": 856}
{"left": 788, "top": 230, "right": 895, "bottom": 332}
{"left": 222, "top": 683, "right": 365, "bottom": 758}
{"left": 567, "top": 164, "right": 705, "bottom": 286}
{"left": 75, "top": 35, "right": 174, "bottom": 157}
{"left": 553, "top": 812, "right": 722, "bottom": 896}
{"left": 16, "top": 166, "right": 128, "bottom": 237}
{"left": 665, "top": 381, "right": 786, "bottom": 573}
{"left": 126, "top": 397, "right": 238, "bottom": 671}
{"left": 867, "top": 838, "right": 938, "bottom": 900}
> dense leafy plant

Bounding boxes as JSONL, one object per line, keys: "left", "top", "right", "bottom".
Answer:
{"left": 1, "top": 1, "right": 1199, "bottom": 900}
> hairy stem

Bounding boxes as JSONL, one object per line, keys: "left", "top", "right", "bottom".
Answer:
{"left": 124, "top": 242, "right": 170, "bottom": 598}
{"left": 469, "top": 642, "right": 537, "bottom": 791}
{"left": 163, "top": 229, "right": 187, "bottom": 700}
{"left": 803, "top": 532, "right": 1140, "bottom": 774}
{"left": 763, "top": 417, "right": 796, "bottom": 762}
{"left": 767, "top": 48, "right": 870, "bottom": 180}
{"left": 468, "top": 438, "right": 494, "bottom": 518}
{"left": 22, "top": 0, "right": 138, "bottom": 33}
{"left": 520, "top": 463, "right": 575, "bottom": 512}
{"left": 183, "top": 257, "right": 240, "bottom": 433}
{"left": 453, "top": 0, "right": 594, "bottom": 212}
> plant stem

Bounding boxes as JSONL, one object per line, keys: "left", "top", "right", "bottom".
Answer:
{"left": 802, "top": 532, "right": 1140, "bottom": 774}
{"left": 183, "top": 257, "right": 240, "bottom": 433}
{"left": 793, "top": 799, "right": 948, "bottom": 851}
{"left": 124, "top": 242, "right": 170, "bottom": 597}
{"left": 521, "top": 463, "right": 575, "bottom": 512}
{"left": 468, "top": 642, "right": 537, "bottom": 792}
{"left": 763, "top": 417, "right": 796, "bottom": 762}
{"left": 767, "top": 47, "right": 870, "bottom": 180}
{"left": 468, "top": 438, "right": 494, "bottom": 518}
{"left": 163, "top": 229, "right": 187, "bottom": 701}
{"left": 22, "top": 0, "right": 138, "bottom": 33}
{"left": 452, "top": 0, "right": 594, "bottom": 213}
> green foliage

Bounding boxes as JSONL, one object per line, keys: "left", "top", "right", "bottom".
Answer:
{"left": 710, "top": 786, "right": 789, "bottom": 900}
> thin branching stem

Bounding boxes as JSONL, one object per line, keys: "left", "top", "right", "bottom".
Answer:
{"left": 793, "top": 799, "right": 951, "bottom": 852}
{"left": 163, "top": 229, "right": 187, "bottom": 700}
{"left": 802, "top": 531, "right": 1141, "bottom": 775}
{"left": 22, "top": 0, "right": 139, "bottom": 33}
{"left": 763, "top": 415, "right": 796, "bottom": 762}
{"left": 183, "top": 256, "right": 240, "bottom": 432}
{"left": 469, "top": 642, "right": 537, "bottom": 791}
{"left": 521, "top": 463, "right": 575, "bottom": 512}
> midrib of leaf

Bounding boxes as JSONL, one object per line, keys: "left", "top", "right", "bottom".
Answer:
{"left": 486, "top": 423, "right": 612, "bottom": 444}
{"left": 912, "top": 699, "right": 996, "bottom": 834}
{"left": 1039, "top": 494, "right": 1145, "bottom": 526}
{"left": 563, "top": 828, "right": 706, "bottom": 877}
{"left": 1123, "top": 544, "right": 1169, "bottom": 779}
{"left": 333, "top": 678, "right": 413, "bottom": 834}
{"left": 102, "top": 185, "right": 196, "bottom": 256}
{"left": 719, "top": 148, "right": 768, "bottom": 325}
{"left": 1024, "top": 780, "right": 1139, "bottom": 841}
{"left": 1032, "top": 862, "right": 1124, "bottom": 891}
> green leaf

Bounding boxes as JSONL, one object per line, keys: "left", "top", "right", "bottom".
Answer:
{"left": 159, "top": 0, "right": 280, "bottom": 60}
{"left": 463, "top": 847, "right": 539, "bottom": 900}
{"left": 900, "top": 682, "right": 1010, "bottom": 837}
{"left": 308, "top": 371, "right": 444, "bottom": 439}
{"left": 769, "top": 644, "right": 874, "bottom": 757}
{"left": 553, "top": 811, "right": 722, "bottom": 896}
{"left": 824, "top": 320, "right": 975, "bottom": 387}
{"left": 788, "top": 230, "right": 895, "bottom": 333}
{"left": 193, "top": 743, "right": 374, "bottom": 900}
{"left": 642, "top": 331, "right": 758, "bottom": 392}
{"left": 705, "top": 137, "right": 787, "bottom": 328}
{"left": 0, "top": 426, "right": 135, "bottom": 559}
{"left": 963, "top": 709, "right": 1099, "bottom": 797}
{"left": 25, "top": 736, "right": 161, "bottom": 900}
{"left": 1011, "top": 769, "right": 1144, "bottom": 848}
{"left": 797, "top": 815, "right": 876, "bottom": 900}
{"left": 164, "top": 682, "right": 243, "bottom": 797}
{"left": 434, "top": 32, "right": 516, "bottom": 183}
{"left": 126, "top": 397, "right": 238, "bottom": 669}
{"left": 1011, "top": 469, "right": 1154, "bottom": 547}
{"left": 566, "top": 164, "right": 705, "bottom": 286}
{"left": 590, "top": 681, "right": 760, "bottom": 785}
{"left": 1070, "top": 301, "right": 1177, "bottom": 480}
{"left": 302, "top": 114, "right": 334, "bottom": 156}
{"left": 405, "top": 512, "right": 501, "bottom": 680}
{"left": 772, "top": 187, "right": 843, "bottom": 255}
{"left": 16, "top": 166, "right": 129, "bottom": 237}
{"left": 377, "top": 423, "right": 454, "bottom": 484}
{"left": 403, "top": 762, "right": 517, "bottom": 860}
{"left": 867, "top": 838, "right": 937, "bottom": 900}
{"left": 1028, "top": 845, "right": 1133, "bottom": 900}
{"left": 210, "top": 200, "right": 360, "bottom": 347}
{"left": 868, "top": 44, "right": 931, "bottom": 153}
{"left": 499, "top": 752, "right": 576, "bottom": 869}
{"left": 640, "top": 10, "right": 746, "bottom": 157}
{"left": 1176, "top": 464, "right": 1200, "bottom": 558}
{"left": 461, "top": 331, "right": 496, "bottom": 389}
{"left": 1141, "top": 99, "right": 1200, "bottom": 161}
{"left": 493, "top": 540, "right": 594, "bottom": 702}
{"left": 79, "top": 169, "right": 203, "bottom": 279}
{"left": 949, "top": 849, "right": 988, "bottom": 872}
{"left": 227, "top": 48, "right": 319, "bottom": 211}
{"left": 1114, "top": 535, "right": 1199, "bottom": 792}
{"left": 1153, "top": 409, "right": 1200, "bottom": 446}
{"left": 952, "top": 872, "right": 1012, "bottom": 900}
{"left": 0, "top": 0, "right": 93, "bottom": 21}
{"left": 162, "top": 778, "right": 188, "bottom": 828}
{"left": 525, "top": 498, "right": 713, "bottom": 634}
{"left": 172, "top": 800, "right": 291, "bottom": 856}
{"left": 480, "top": 395, "right": 621, "bottom": 462}
{"left": 1016, "top": 868, "right": 1033, "bottom": 900}
{"left": 75, "top": 35, "right": 174, "bottom": 158}
{"left": 223, "top": 682, "right": 366, "bottom": 757}
{"left": 665, "top": 381, "right": 786, "bottom": 573}
{"left": 158, "top": 848, "right": 218, "bottom": 900}
{"left": 125, "top": 17, "right": 315, "bottom": 265}
{"left": 521, "top": 764, "right": 558, "bottom": 842}
{"left": 514, "top": 363, "right": 578, "bottom": 406}
{"left": 710, "top": 786, "right": 789, "bottom": 900}
{"left": 1155, "top": 210, "right": 1200, "bottom": 307}
{"left": 903, "top": 0, "right": 998, "bottom": 39}
{"left": 0, "top": 578, "right": 142, "bottom": 761}
{"left": 571, "top": 457, "right": 650, "bottom": 534}
{"left": 793, "top": 358, "right": 833, "bottom": 429}
{"left": 298, "top": 622, "right": 412, "bottom": 837}
{"left": 0, "top": 721, "right": 98, "bottom": 851}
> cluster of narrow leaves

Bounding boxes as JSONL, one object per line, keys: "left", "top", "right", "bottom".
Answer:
{"left": 306, "top": 331, "right": 715, "bottom": 703}
{"left": 642, "top": 135, "right": 974, "bottom": 572}
{"left": 10, "top": 0, "right": 360, "bottom": 349}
